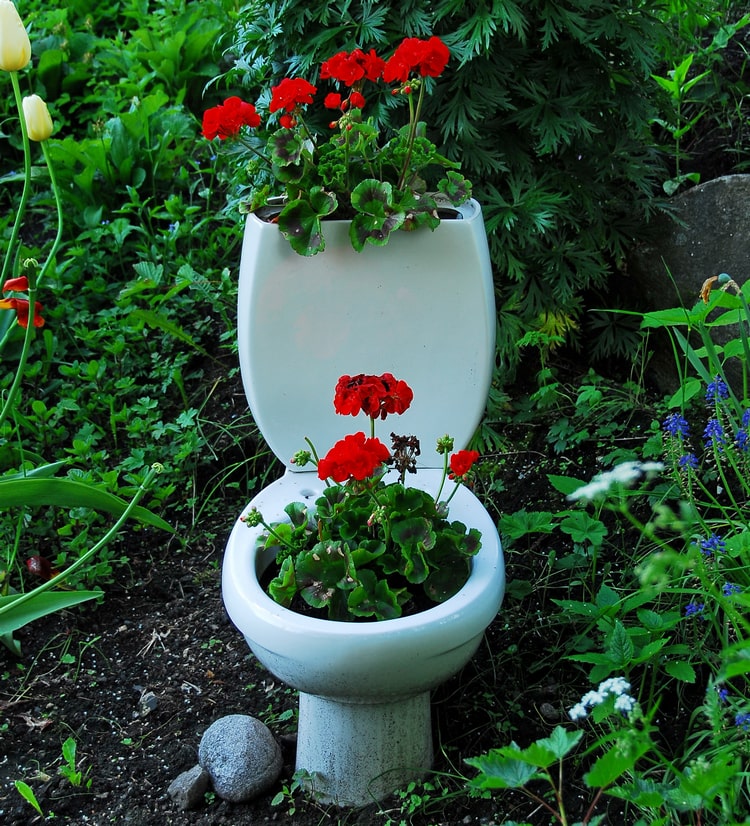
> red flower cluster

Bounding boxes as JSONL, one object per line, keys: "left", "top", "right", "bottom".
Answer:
{"left": 201, "top": 96, "right": 260, "bottom": 140}
{"left": 334, "top": 373, "right": 414, "bottom": 420}
{"left": 320, "top": 48, "right": 385, "bottom": 86}
{"left": 382, "top": 36, "right": 450, "bottom": 83}
{"left": 0, "top": 276, "right": 44, "bottom": 328}
{"left": 449, "top": 449, "right": 480, "bottom": 479}
{"left": 268, "top": 77, "right": 317, "bottom": 128}
{"left": 317, "top": 432, "right": 390, "bottom": 483}
{"left": 202, "top": 36, "right": 451, "bottom": 136}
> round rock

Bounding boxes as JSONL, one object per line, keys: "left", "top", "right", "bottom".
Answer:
{"left": 198, "top": 714, "right": 282, "bottom": 802}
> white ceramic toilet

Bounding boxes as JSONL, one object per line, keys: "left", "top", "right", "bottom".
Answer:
{"left": 222, "top": 199, "right": 506, "bottom": 806}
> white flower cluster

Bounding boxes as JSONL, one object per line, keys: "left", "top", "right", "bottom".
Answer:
{"left": 569, "top": 676, "right": 637, "bottom": 721}
{"left": 567, "top": 461, "right": 664, "bottom": 502}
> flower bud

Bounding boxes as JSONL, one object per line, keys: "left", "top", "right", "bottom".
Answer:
{"left": 436, "top": 434, "right": 454, "bottom": 455}
{"left": 22, "top": 94, "right": 53, "bottom": 141}
{"left": 240, "top": 507, "right": 264, "bottom": 528}
{"left": 0, "top": 0, "right": 31, "bottom": 72}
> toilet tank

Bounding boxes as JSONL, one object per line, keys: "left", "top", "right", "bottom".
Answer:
{"left": 236, "top": 199, "right": 495, "bottom": 469}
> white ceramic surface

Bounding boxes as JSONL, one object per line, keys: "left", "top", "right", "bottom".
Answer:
{"left": 222, "top": 468, "right": 505, "bottom": 805}
{"left": 237, "top": 199, "right": 495, "bottom": 470}
{"left": 223, "top": 469, "right": 505, "bottom": 698}
{"left": 223, "top": 201, "right": 505, "bottom": 805}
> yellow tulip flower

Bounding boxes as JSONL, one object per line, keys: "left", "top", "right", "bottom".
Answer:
{"left": 0, "top": 0, "right": 31, "bottom": 72}
{"left": 22, "top": 94, "right": 53, "bottom": 141}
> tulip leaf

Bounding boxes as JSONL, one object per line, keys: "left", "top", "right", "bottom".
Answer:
{"left": 0, "top": 478, "right": 172, "bottom": 532}
{"left": 0, "top": 590, "right": 102, "bottom": 638}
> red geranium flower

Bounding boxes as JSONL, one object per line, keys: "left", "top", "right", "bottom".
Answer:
{"left": 349, "top": 90, "right": 366, "bottom": 109}
{"left": 383, "top": 36, "right": 450, "bottom": 83}
{"left": 334, "top": 373, "right": 413, "bottom": 420}
{"left": 378, "top": 372, "right": 414, "bottom": 417}
{"left": 320, "top": 48, "right": 385, "bottom": 86}
{"left": 269, "top": 77, "right": 317, "bottom": 113}
{"left": 449, "top": 449, "right": 480, "bottom": 479}
{"left": 202, "top": 97, "right": 261, "bottom": 140}
{"left": 317, "top": 432, "right": 390, "bottom": 482}
{"left": 324, "top": 92, "right": 343, "bottom": 110}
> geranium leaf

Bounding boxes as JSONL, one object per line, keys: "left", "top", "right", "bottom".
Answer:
{"left": 268, "top": 128, "right": 304, "bottom": 167}
{"left": 350, "top": 179, "right": 393, "bottom": 216}
{"left": 277, "top": 188, "right": 336, "bottom": 255}
{"left": 267, "top": 557, "right": 297, "bottom": 607}
{"left": 437, "top": 169, "right": 472, "bottom": 204}
{"left": 350, "top": 539, "right": 386, "bottom": 566}
{"left": 424, "top": 558, "right": 470, "bottom": 602}
{"left": 284, "top": 501, "right": 309, "bottom": 529}
{"left": 277, "top": 199, "right": 325, "bottom": 255}
{"left": 347, "top": 569, "right": 402, "bottom": 620}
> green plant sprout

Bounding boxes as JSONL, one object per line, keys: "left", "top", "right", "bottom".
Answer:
{"left": 14, "top": 779, "right": 49, "bottom": 818}
{"left": 58, "top": 736, "right": 91, "bottom": 789}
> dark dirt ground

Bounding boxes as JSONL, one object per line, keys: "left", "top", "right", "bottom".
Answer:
{"left": 0, "top": 359, "right": 640, "bottom": 826}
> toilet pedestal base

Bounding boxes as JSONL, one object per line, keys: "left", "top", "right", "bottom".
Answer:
{"left": 295, "top": 690, "right": 433, "bottom": 806}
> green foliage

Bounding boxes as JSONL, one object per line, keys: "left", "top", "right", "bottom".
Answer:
{"left": 0, "top": 0, "right": 261, "bottom": 646}
{"left": 59, "top": 736, "right": 91, "bottom": 788}
{"left": 260, "top": 479, "right": 480, "bottom": 621}
{"left": 650, "top": 2, "right": 750, "bottom": 188}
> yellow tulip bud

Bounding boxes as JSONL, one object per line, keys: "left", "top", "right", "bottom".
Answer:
{"left": 22, "top": 94, "right": 53, "bottom": 141}
{"left": 0, "top": 0, "right": 31, "bottom": 72}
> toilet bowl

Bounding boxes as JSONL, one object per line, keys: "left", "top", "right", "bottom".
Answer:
{"left": 222, "top": 199, "right": 505, "bottom": 805}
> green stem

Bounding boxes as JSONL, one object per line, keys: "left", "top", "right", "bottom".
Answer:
{"left": 37, "top": 140, "right": 65, "bottom": 290}
{"left": 0, "top": 280, "right": 36, "bottom": 432}
{"left": 0, "top": 86, "right": 65, "bottom": 429}
{"left": 2, "top": 72, "right": 32, "bottom": 286}
{"left": 434, "top": 449, "right": 449, "bottom": 503}
{"left": 396, "top": 81, "right": 426, "bottom": 192}
{"left": 0, "top": 465, "right": 161, "bottom": 618}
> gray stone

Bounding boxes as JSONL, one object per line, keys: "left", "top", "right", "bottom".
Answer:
{"left": 198, "top": 714, "right": 282, "bottom": 803}
{"left": 629, "top": 174, "right": 750, "bottom": 393}
{"left": 168, "top": 764, "right": 210, "bottom": 810}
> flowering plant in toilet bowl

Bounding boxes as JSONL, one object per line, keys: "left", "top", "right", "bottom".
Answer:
{"left": 242, "top": 372, "right": 482, "bottom": 622}
{"left": 201, "top": 36, "right": 472, "bottom": 256}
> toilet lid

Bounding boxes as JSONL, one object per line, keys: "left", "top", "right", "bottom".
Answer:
{"left": 237, "top": 199, "right": 495, "bottom": 470}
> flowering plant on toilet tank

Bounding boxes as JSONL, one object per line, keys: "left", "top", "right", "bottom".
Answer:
{"left": 244, "top": 372, "right": 482, "bottom": 621}
{"left": 201, "top": 37, "right": 471, "bottom": 255}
